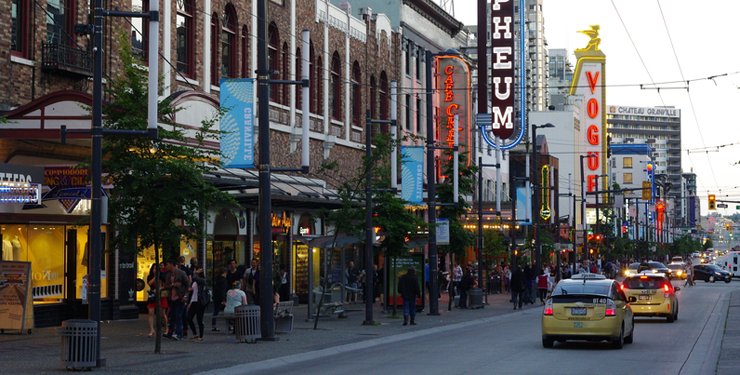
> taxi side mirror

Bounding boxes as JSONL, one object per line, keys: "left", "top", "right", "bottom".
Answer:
{"left": 674, "top": 286, "right": 681, "bottom": 292}
{"left": 628, "top": 296, "right": 637, "bottom": 303}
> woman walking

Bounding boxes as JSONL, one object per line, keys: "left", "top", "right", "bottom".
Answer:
{"left": 537, "top": 268, "right": 549, "bottom": 305}
{"left": 146, "top": 263, "right": 168, "bottom": 338}
{"left": 186, "top": 267, "right": 207, "bottom": 341}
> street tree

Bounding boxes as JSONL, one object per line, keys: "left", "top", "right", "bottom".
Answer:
{"left": 100, "top": 32, "right": 237, "bottom": 353}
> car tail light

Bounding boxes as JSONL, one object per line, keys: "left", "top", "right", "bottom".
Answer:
{"left": 620, "top": 283, "right": 627, "bottom": 291}
{"left": 606, "top": 299, "right": 617, "bottom": 316}
{"left": 663, "top": 283, "right": 672, "bottom": 297}
{"left": 640, "top": 275, "right": 648, "bottom": 280}
{"left": 543, "top": 298, "right": 553, "bottom": 316}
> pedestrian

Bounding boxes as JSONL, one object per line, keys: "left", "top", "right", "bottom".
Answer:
{"left": 537, "top": 268, "right": 549, "bottom": 305}
{"left": 451, "top": 262, "right": 463, "bottom": 306}
{"left": 178, "top": 256, "right": 192, "bottom": 338}
{"left": 397, "top": 266, "right": 421, "bottom": 326}
{"left": 211, "top": 267, "right": 228, "bottom": 332}
{"left": 225, "top": 280, "right": 248, "bottom": 333}
{"left": 345, "top": 261, "right": 361, "bottom": 303}
{"left": 163, "top": 259, "right": 189, "bottom": 340}
{"left": 278, "top": 264, "right": 290, "bottom": 302}
{"left": 684, "top": 261, "right": 694, "bottom": 287}
{"left": 458, "top": 270, "right": 475, "bottom": 308}
{"left": 226, "top": 258, "right": 241, "bottom": 288}
{"left": 146, "top": 263, "right": 168, "bottom": 338}
{"left": 504, "top": 264, "right": 511, "bottom": 293}
{"left": 523, "top": 265, "right": 534, "bottom": 304}
{"left": 252, "top": 263, "right": 261, "bottom": 305}
{"left": 186, "top": 267, "right": 207, "bottom": 341}
{"left": 510, "top": 265, "right": 525, "bottom": 310}
{"left": 243, "top": 259, "right": 258, "bottom": 304}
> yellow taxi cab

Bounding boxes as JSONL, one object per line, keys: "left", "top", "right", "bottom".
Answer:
{"left": 620, "top": 271, "right": 679, "bottom": 322}
{"left": 542, "top": 273, "right": 635, "bottom": 349}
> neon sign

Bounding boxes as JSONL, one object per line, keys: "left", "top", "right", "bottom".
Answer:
{"left": 540, "top": 165, "right": 551, "bottom": 221}
{"left": 436, "top": 55, "right": 470, "bottom": 176}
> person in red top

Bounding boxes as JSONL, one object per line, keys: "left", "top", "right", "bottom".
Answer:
{"left": 536, "top": 268, "right": 549, "bottom": 305}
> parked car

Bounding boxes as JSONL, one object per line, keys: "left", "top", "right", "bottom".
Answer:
{"left": 693, "top": 264, "right": 732, "bottom": 283}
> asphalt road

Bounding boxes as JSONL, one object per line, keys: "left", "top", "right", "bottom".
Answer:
{"left": 203, "top": 280, "right": 735, "bottom": 375}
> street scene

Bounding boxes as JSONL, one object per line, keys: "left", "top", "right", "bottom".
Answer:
{"left": 2, "top": 0, "right": 740, "bottom": 373}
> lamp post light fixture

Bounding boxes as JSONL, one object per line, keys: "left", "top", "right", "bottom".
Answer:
{"left": 531, "top": 123, "right": 555, "bottom": 273}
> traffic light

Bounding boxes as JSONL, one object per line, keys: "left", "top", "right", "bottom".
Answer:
{"left": 708, "top": 194, "right": 716, "bottom": 210}
{"left": 726, "top": 223, "right": 731, "bottom": 230}
{"left": 642, "top": 181, "right": 651, "bottom": 200}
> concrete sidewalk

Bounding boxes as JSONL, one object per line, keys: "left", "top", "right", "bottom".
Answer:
{"left": 0, "top": 289, "right": 541, "bottom": 374}
{"left": 716, "top": 289, "right": 740, "bottom": 375}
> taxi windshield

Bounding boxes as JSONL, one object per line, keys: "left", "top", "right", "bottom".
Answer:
{"left": 624, "top": 278, "right": 664, "bottom": 289}
{"left": 552, "top": 283, "right": 610, "bottom": 296}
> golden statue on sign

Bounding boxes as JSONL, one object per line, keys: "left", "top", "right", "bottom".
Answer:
{"left": 575, "top": 25, "right": 601, "bottom": 52}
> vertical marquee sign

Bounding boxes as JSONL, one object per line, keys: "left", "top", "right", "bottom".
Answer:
{"left": 540, "top": 165, "right": 551, "bottom": 221}
{"left": 489, "top": 0, "right": 515, "bottom": 140}
{"left": 436, "top": 55, "right": 471, "bottom": 176}
{"left": 570, "top": 25, "right": 607, "bottom": 205}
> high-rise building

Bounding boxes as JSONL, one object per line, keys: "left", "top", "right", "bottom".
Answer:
{"left": 548, "top": 48, "right": 573, "bottom": 98}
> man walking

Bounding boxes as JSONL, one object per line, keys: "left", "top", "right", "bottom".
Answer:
{"left": 163, "top": 259, "right": 189, "bottom": 340}
{"left": 243, "top": 259, "right": 258, "bottom": 304}
{"left": 451, "top": 262, "right": 463, "bottom": 307}
{"left": 398, "top": 266, "right": 421, "bottom": 326}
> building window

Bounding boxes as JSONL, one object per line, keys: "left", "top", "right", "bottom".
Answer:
{"left": 369, "top": 75, "right": 376, "bottom": 121}
{"left": 351, "top": 61, "right": 361, "bottom": 125}
{"left": 623, "top": 157, "right": 632, "bottom": 169}
{"left": 211, "top": 14, "right": 219, "bottom": 86}
{"left": 405, "top": 46, "right": 410, "bottom": 76}
{"left": 296, "top": 48, "right": 302, "bottom": 109}
{"left": 379, "top": 72, "right": 389, "bottom": 132}
{"left": 221, "top": 5, "right": 237, "bottom": 80}
{"left": 131, "top": 0, "right": 149, "bottom": 62}
{"left": 415, "top": 50, "right": 421, "bottom": 79}
{"left": 316, "top": 57, "right": 323, "bottom": 115}
{"left": 330, "top": 52, "right": 341, "bottom": 120}
{"left": 405, "top": 95, "right": 410, "bottom": 131}
{"left": 241, "top": 26, "right": 249, "bottom": 77}
{"left": 268, "top": 23, "right": 279, "bottom": 102}
{"left": 282, "top": 42, "right": 289, "bottom": 105}
{"left": 309, "top": 43, "right": 317, "bottom": 114}
{"left": 12, "top": 0, "right": 30, "bottom": 58}
{"left": 623, "top": 173, "right": 633, "bottom": 184}
{"left": 416, "top": 97, "right": 422, "bottom": 133}
{"left": 46, "top": 0, "right": 75, "bottom": 46}
{"left": 176, "top": 0, "right": 194, "bottom": 78}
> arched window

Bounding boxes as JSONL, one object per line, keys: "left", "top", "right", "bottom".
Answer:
{"left": 379, "top": 72, "right": 389, "bottom": 132}
{"left": 369, "top": 75, "right": 376, "bottom": 120}
{"left": 268, "top": 23, "right": 279, "bottom": 102}
{"left": 351, "top": 61, "right": 361, "bottom": 126}
{"left": 131, "top": 0, "right": 148, "bottom": 62}
{"left": 221, "top": 5, "right": 237, "bottom": 79}
{"left": 282, "top": 42, "right": 289, "bottom": 105}
{"left": 330, "top": 52, "right": 341, "bottom": 120}
{"left": 176, "top": 0, "right": 194, "bottom": 78}
{"left": 316, "top": 57, "right": 323, "bottom": 116}
{"left": 309, "top": 43, "right": 317, "bottom": 114}
{"left": 296, "top": 47, "right": 302, "bottom": 109}
{"left": 241, "top": 26, "right": 249, "bottom": 77}
{"left": 210, "top": 14, "right": 219, "bottom": 86}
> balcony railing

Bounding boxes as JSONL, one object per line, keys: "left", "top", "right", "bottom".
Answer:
{"left": 41, "top": 43, "right": 93, "bottom": 78}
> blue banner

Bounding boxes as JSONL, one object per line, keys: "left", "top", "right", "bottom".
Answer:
{"left": 401, "top": 146, "right": 424, "bottom": 204}
{"left": 220, "top": 79, "right": 255, "bottom": 168}
{"left": 516, "top": 186, "right": 531, "bottom": 225}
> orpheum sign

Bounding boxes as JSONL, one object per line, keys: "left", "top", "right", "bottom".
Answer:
{"left": 489, "top": 0, "right": 515, "bottom": 139}
{"left": 437, "top": 55, "right": 471, "bottom": 172}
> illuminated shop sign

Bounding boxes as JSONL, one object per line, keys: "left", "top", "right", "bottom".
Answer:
{"left": 436, "top": 55, "right": 471, "bottom": 177}
{"left": 0, "top": 164, "right": 44, "bottom": 204}
{"left": 540, "top": 165, "right": 551, "bottom": 221}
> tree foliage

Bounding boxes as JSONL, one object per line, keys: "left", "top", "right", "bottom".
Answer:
{"left": 436, "top": 149, "right": 478, "bottom": 257}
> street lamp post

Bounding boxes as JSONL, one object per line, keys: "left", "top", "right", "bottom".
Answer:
{"left": 594, "top": 174, "right": 608, "bottom": 258}
{"left": 532, "top": 123, "right": 554, "bottom": 273}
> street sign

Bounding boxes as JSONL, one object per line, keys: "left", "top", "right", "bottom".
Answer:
{"left": 717, "top": 203, "right": 728, "bottom": 208}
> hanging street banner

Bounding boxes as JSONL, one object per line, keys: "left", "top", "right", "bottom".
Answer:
{"left": 516, "top": 186, "right": 531, "bottom": 225}
{"left": 401, "top": 146, "right": 424, "bottom": 205}
{"left": 436, "top": 218, "right": 450, "bottom": 245}
{"left": 0, "top": 261, "right": 34, "bottom": 332}
{"left": 220, "top": 78, "right": 255, "bottom": 168}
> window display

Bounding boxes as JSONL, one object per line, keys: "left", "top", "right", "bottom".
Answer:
{"left": 136, "top": 238, "right": 198, "bottom": 302}
{"left": 28, "top": 225, "right": 64, "bottom": 304}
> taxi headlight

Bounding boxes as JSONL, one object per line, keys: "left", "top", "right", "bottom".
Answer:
{"left": 715, "top": 272, "right": 722, "bottom": 275}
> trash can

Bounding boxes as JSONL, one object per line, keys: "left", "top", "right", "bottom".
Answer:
{"left": 59, "top": 319, "right": 97, "bottom": 369}
{"left": 468, "top": 288, "right": 483, "bottom": 309}
{"left": 234, "top": 305, "right": 260, "bottom": 342}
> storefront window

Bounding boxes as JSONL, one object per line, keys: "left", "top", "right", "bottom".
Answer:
{"left": 28, "top": 225, "right": 64, "bottom": 304}
{"left": 206, "top": 240, "right": 246, "bottom": 287}
{"left": 136, "top": 237, "right": 197, "bottom": 302}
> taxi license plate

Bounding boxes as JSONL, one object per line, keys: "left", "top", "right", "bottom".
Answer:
{"left": 574, "top": 322, "right": 583, "bottom": 328}
{"left": 571, "top": 307, "right": 587, "bottom": 315}
{"left": 639, "top": 295, "right": 651, "bottom": 301}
